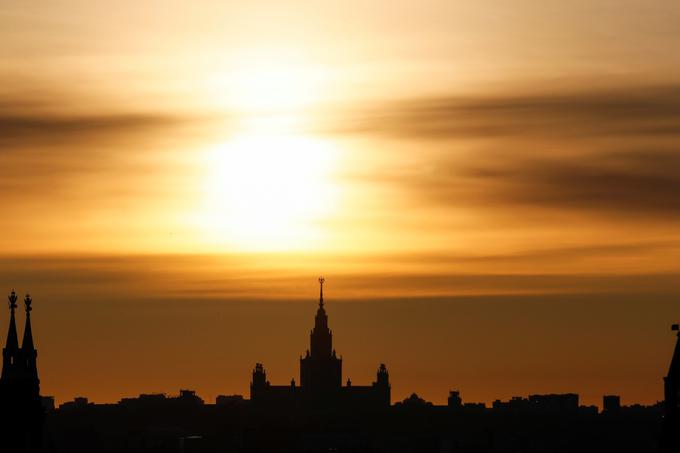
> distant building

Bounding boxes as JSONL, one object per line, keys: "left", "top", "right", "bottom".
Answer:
{"left": 41, "top": 395, "right": 55, "bottom": 413}
{"left": 462, "top": 402, "right": 487, "bottom": 412}
{"left": 603, "top": 395, "right": 621, "bottom": 413}
{"left": 448, "top": 390, "right": 462, "bottom": 409}
{"left": 529, "top": 393, "right": 579, "bottom": 413}
{"left": 250, "top": 278, "right": 390, "bottom": 410}
{"left": 492, "top": 393, "right": 579, "bottom": 415}
{"left": 59, "top": 396, "right": 91, "bottom": 410}
{"left": 394, "top": 393, "right": 433, "bottom": 408}
{"left": 215, "top": 394, "right": 245, "bottom": 406}
{"left": 579, "top": 405, "right": 599, "bottom": 416}
{"left": 659, "top": 323, "right": 680, "bottom": 452}
{"left": 117, "top": 389, "right": 204, "bottom": 409}
{"left": 0, "top": 291, "right": 43, "bottom": 452}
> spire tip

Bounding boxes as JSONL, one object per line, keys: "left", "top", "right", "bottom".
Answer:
{"left": 24, "top": 293, "right": 32, "bottom": 313}
{"left": 8, "top": 290, "right": 18, "bottom": 310}
{"left": 318, "top": 276, "right": 325, "bottom": 307}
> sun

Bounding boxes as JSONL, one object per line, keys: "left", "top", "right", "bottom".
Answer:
{"left": 198, "top": 133, "right": 339, "bottom": 251}
{"left": 194, "top": 50, "right": 339, "bottom": 251}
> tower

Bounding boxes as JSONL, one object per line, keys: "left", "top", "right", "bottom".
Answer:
{"left": 300, "top": 277, "right": 342, "bottom": 396}
{"left": 250, "top": 363, "right": 270, "bottom": 401}
{"left": 0, "top": 291, "right": 43, "bottom": 452}
{"left": 373, "top": 363, "right": 391, "bottom": 406}
{"left": 1, "top": 290, "right": 20, "bottom": 381}
{"left": 659, "top": 323, "right": 680, "bottom": 452}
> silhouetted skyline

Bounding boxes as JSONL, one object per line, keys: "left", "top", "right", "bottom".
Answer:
{"left": 3, "top": 285, "right": 677, "bottom": 452}
{"left": 2, "top": 3, "right": 680, "bottom": 450}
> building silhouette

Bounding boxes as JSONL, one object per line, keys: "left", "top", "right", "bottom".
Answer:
{"left": 25, "top": 277, "right": 665, "bottom": 452}
{"left": 0, "top": 282, "right": 668, "bottom": 452}
{"left": 603, "top": 394, "right": 621, "bottom": 413}
{"left": 659, "top": 323, "right": 680, "bottom": 452}
{"left": 250, "top": 277, "right": 390, "bottom": 411}
{"left": 0, "top": 291, "right": 43, "bottom": 452}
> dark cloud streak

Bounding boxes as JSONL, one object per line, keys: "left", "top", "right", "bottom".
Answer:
{"left": 337, "top": 84, "right": 680, "bottom": 220}
{"left": 465, "top": 150, "right": 680, "bottom": 216}
{"left": 0, "top": 111, "right": 185, "bottom": 147}
{"left": 337, "top": 84, "right": 680, "bottom": 139}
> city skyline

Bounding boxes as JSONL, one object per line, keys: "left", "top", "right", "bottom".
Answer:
{"left": 1, "top": 281, "right": 675, "bottom": 408}
{"left": 2, "top": 0, "right": 680, "bottom": 409}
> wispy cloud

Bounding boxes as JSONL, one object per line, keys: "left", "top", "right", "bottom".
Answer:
{"left": 0, "top": 91, "right": 192, "bottom": 148}
{"left": 336, "top": 84, "right": 680, "bottom": 139}
{"left": 463, "top": 149, "right": 680, "bottom": 216}
{"left": 335, "top": 84, "right": 680, "bottom": 220}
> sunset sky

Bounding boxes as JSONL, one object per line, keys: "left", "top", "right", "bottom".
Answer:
{"left": 2, "top": 0, "right": 680, "bottom": 407}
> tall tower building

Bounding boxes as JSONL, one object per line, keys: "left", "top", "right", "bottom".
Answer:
{"left": 0, "top": 291, "right": 43, "bottom": 452}
{"left": 300, "top": 277, "right": 342, "bottom": 395}
{"left": 250, "top": 278, "right": 388, "bottom": 410}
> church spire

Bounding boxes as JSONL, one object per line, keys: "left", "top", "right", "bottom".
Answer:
{"left": 22, "top": 293, "right": 35, "bottom": 351}
{"left": 5, "top": 289, "right": 19, "bottom": 352}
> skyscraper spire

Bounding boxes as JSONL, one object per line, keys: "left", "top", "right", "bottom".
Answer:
{"left": 22, "top": 293, "right": 35, "bottom": 352}
{"left": 300, "top": 277, "right": 342, "bottom": 393}
{"left": 319, "top": 276, "right": 325, "bottom": 308}
{"left": 5, "top": 289, "right": 19, "bottom": 352}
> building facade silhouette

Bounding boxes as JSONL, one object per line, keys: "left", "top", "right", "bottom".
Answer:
{"left": 250, "top": 278, "right": 390, "bottom": 410}
{"left": 659, "top": 323, "right": 680, "bottom": 452}
{"left": 0, "top": 291, "right": 43, "bottom": 452}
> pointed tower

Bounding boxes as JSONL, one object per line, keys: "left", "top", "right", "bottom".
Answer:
{"left": 310, "top": 277, "right": 332, "bottom": 357}
{"left": 0, "top": 291, "right": 44, "bottom": 452}
{"left": 21, "top": 294, "right": 40, "bottom": 388}
{"left": 659, "top": 323, "right": 680, "bottom": 452}
{"left": 300, "top": 277, "right": 342, "bottom": 396}
{"left": 1, "top": 289, "right": 20, "bottom": 380}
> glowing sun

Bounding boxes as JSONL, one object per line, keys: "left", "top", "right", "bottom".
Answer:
{"left": 199, "top": 134, "right": 339, "bottom": 250}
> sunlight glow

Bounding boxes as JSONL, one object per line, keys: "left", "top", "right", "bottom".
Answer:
{"left": 198, "top": 134, "right": 339, "bottom": 251}
{"left": 214, "top": 51, "right": 325, "bottom": 113}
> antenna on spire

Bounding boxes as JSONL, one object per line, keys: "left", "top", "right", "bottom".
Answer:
{"left": 318, "top": 276, "right": 325, "bottom": 307}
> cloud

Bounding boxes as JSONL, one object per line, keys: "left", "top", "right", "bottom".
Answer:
{"left": 0, "top": 91, "right": 225, "bottom": 204}
{"left": 334, "top": 84, "right": 680, "bottom": 220}
{"left": 0, "top": 104, "right": 185, "bottom": 148}
{"left": 3, "top": 251, "right": 679, "bottom": 303}
{"left": 383, "top": 147, "right": 680, "bottom": 219}
{"left": 463, "top": 149, "right": 680, "bottom": 216}
{"left": 336, "top": 84, "right": 680, "bottom": 139}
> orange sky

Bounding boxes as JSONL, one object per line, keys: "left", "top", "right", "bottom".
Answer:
{"left": 1, "top": 0, "right": 680, "bottom": 407}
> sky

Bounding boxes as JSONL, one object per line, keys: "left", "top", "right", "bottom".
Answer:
{"left": 1, "top": 0, "right": 680, "bottom": 407}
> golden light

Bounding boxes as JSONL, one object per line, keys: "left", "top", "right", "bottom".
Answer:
{"left": 197, "top": 133, "right": 340, "bottom": 251}
{"left": 212, "top": 50, "right": 326, "bottom": 113}
{"left": 193, "top": 50, "right": 340, "bottom": 251}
